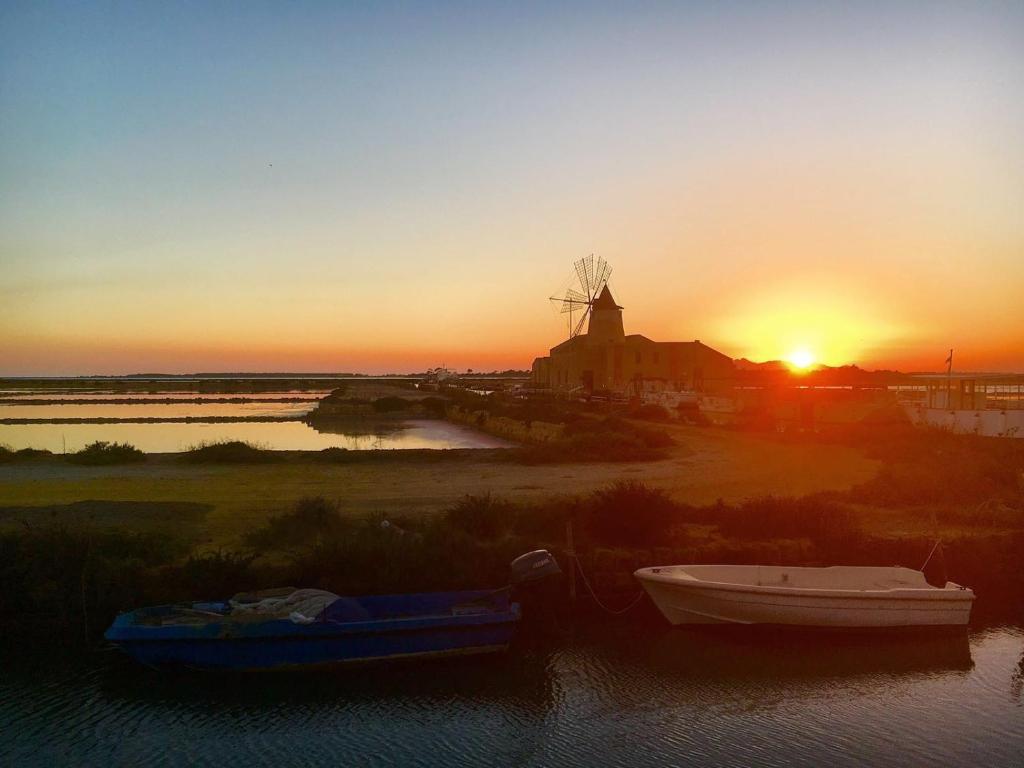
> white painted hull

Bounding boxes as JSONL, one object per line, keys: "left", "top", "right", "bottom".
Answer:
{"left": 635, "top": 565, "right": 974, "bottom": 628}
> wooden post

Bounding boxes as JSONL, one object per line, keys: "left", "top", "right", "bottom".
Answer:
{"left": 566, "top": 519, "right": 576, "bottom": 602}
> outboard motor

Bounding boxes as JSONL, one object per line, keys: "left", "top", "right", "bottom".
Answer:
{"left": 510, "top": 550, "right": 562, "bottom": 587}
{"left": 509, "top": 550, "right": 564, "bottom": 638}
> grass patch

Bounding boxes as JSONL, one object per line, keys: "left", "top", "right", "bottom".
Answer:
{"left": 66, "top": 441, "right": 145, "bottom": 466}
{"left": 183, "top": 440, "right": 282, "bottom": 464}
{"left": 820, "top": 425, "right": 1024, "bottom": 507}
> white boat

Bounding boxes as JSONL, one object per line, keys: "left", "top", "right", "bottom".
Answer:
{"left": 635, "top": 565, "right": 974, "bottom": 628}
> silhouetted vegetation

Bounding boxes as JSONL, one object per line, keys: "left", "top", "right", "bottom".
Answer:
{"left": 582, "top": 482, "right": 679, "bottom": 547}
{"left": 66, "top": 441, "right": 145, "bottom": 465}
{"left": 446, "top": 493, "right": 516, "bottom": 539}
{"left": 847, "top": 427, "right": 1024, "bottom": 507}
{"left": 0, "top": 446, "right": 53, "bottom": 463}
{"left": 516, "top": 417, "right": 673, "bottom": 463}
{"left": 3, "top": 475, "right": 1024, "bottom": 647}
{"left": 371, "top": 396, "right": 411, "bottom": 413}
{"left": 419, "top": 396, "right": 448, "bottom": 417}
{"left": 245, "top": 496, "right": 351, "bottom": 550}
{"left": 182, "top": 440, "right": 282, "bottom": 464}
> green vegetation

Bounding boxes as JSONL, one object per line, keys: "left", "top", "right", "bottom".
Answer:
{"left": 846, "top": 426, "right": 1024, "bottom": 506}
{"left": 2, "top": 465, "right": 1022, "bottom": 646}
{"left": 66, "top": 441, "right": 145, "bottom": 466}
{"left": 3, "top": 420, "right": 1023, "bottom": 645}
{"left": 183, "top": 440, "right": 282, "bottom": 464}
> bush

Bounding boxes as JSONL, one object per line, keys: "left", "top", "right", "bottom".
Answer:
{"left": 581, "top": 481, "right": 680, "bottom": 547}
{"left": 0, "top": 524, "right": 188, "bottom": 633}
{"left": 245, "top": 497, "right": 349, "bottom": 550}
{"left": 0, "top": 446, "right": 53, "bottom": 463}
{"left": 172, "top": 550, "right": 258, "bottom": 598}
{"left": 712, "top": 495, "right": 857, "bottom": 542}
{"left": 183, "top": 441, "right": 281, "bottom": 464}
{"left": 66, "top": 441, "right": 145, "bottom": 465}
{"left": 446, "top": 493, "right": 514, "bottom": 539}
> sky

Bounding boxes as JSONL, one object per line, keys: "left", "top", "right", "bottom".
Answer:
{"left": 1, "top": 1, "right": 1022, "bottom": 375}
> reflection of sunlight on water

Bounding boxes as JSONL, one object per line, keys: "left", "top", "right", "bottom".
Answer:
{"left": 0, "top": 418, "right": 511, "bottom": 452}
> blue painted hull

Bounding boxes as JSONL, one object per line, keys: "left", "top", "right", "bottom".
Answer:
{"left": 106, "top": 590, "right": 520, "bottom": 671}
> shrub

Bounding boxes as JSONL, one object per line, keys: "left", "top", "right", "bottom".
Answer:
{"left": 713, "top": 494, "right": 857, "bottom": 542}
{"left": 446, "top": 493, "right": 515, "bottom": 539}
{"left": 581, "top": 481, "right": 680, "bottom": 547}
{"left": 66, "top": 441, "right": 145, "bottom": 465}
{"left": 183, "top": 440, "right": 281, "bottom": 464}
{"left": 316, "top": 447, "right": 351, "bottom": 462}
{"left": 0, "top": 446, "right": 53, "bottom": 463}
{"left": 0, "top": 524, "right": 188, "bottom": 632}
{"left": 245, "top": 497, "right": 349, "bottom": 550}
{"left": 173, "top": 550, "right": 258, "bottom": 598}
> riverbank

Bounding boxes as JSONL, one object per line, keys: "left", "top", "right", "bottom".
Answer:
{"left": 0, "top": 424, "right": 877, "bottom": 546}
{"left": 2, "top": 423, "right": 1022, "bottom": 645}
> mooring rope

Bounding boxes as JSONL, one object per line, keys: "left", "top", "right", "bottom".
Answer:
{"left": 571, "top": 554, "right": 646, "bottom": 616}
{"left": 920, "top": 539, "right": 942, "bottom": 572}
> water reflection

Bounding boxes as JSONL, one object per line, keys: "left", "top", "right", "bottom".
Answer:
{"left": 0, "top": 418, "right": 510, "bottom": 453}
{"left": 1, "top": 626, "right": 1021, "bottom": 768}
{"left": 603, "top": 625, "right": 974, "bottom": 681}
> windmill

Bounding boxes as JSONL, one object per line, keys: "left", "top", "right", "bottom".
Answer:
{"left": 549, "top": 255, "right": 613, "bottom": 339}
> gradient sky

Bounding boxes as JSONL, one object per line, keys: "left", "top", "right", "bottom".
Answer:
{"left": 2, "top": 1, "right": 1022, "bottom": 375}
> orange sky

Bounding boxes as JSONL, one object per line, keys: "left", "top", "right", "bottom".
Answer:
{"left": 1, "top": 3, "right": 1022, "bottom": 375}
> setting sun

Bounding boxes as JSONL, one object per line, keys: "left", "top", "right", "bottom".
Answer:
{"left": 787, "top": 348, "right": 816, "bottom": 370}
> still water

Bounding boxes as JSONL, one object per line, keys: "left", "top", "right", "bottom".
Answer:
{"left": 0, "top": 419, "right": 510, "bottom": 453}
{"left": 1, "top": 623, "right": 1021, "bottom": 767}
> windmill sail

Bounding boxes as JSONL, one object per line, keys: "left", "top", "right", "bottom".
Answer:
{"left": 549, "top": 255, "right": 614, "bottom": 339}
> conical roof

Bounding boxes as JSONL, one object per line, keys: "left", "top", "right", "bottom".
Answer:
{"left": 592, "top": 285, "right": 622, "bottom": 310}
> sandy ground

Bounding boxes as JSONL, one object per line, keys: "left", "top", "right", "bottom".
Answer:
{"left": 0, "top": 424, "right": 878, "bottom": 547}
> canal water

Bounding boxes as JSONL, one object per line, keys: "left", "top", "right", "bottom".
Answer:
{"left": 2, "top": 623, "right": 1021, "bottom": 767}
{"left": 0, "top": 418, "right": 511, "bottom": 453}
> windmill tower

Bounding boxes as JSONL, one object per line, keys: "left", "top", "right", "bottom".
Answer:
{"left": 549, "top": 255, "right": 614, "bottom": 340}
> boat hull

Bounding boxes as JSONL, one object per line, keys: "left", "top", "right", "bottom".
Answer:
{"left": 636, "top": 566, "right": 974, "bottom": 628}
{"left": 113, "top": 623, "right": 517, "bottom": 671}
{"left": 106, "top": 590, "right": 521, "bottom": 670}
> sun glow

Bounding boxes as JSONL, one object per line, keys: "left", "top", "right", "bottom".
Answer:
{"left": 787, "top": 348, "right": 816, "bottom": 370}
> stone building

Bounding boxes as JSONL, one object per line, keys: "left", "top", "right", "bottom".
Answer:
{"left": 531, "top": 286, "right": 734, "bottom": 393}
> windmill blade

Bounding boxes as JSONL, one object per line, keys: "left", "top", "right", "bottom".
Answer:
{"left": 574, "top": 257, "right": 591, "bottom": 299}
{"left": 572, "top": 305, "right": 590, "bottom": 337}
{"left": 593, "top": 257, "right": 611, "bottom": 293}
{"left": 558, "top": 288, "right": 589, "bottom": 313}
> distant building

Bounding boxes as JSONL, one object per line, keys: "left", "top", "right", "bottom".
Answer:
{"left": 531, "top": 286, "right": 734, "bottom": 393}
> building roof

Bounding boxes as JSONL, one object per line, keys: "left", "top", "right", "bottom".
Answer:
{"left": 592, "top": 285, "right": 622, "bottom": 310}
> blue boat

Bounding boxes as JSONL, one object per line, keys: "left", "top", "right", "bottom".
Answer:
{"left": 105, "top": 551, "right": 561, "bottom": 671}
